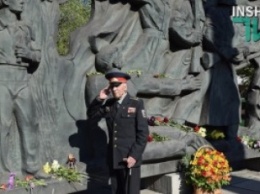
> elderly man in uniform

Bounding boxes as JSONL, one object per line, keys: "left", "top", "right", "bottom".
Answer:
{"left": 87, "top": 69, "right": 149, "bottom": 194}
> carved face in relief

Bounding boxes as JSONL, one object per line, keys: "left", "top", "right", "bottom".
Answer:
{"left": 4, "top": 0, "right": 24, "bottom": 13}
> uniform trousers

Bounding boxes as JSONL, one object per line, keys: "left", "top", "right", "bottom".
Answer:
{"left": 110, "top": 167, "right": 140, "bottom": 194}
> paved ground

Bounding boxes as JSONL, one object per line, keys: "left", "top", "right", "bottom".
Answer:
{"left": 141, "top": 169, "right": 260, "bottom": 194}
{"left": 141, "top": 190, "right": 162, "bottom": 194}
{"left": 221, "top": 169, "right": 260, "bottom": 194}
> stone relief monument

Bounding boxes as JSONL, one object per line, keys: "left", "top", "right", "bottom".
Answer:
{"left": 0, "top": 0, "right": 259, "bottom": 191}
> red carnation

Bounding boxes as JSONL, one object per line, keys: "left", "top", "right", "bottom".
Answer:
{"left": 194, "top": 125, "right": 200, "bottom": 132}
{"left": 155, "top": 117, "right": 164, "bottom": 122}
{"left": 163, "top": 117, "right": 169, "bottom": 123}
{"left": 237, "top": 136, "right": 242, "bottom": 142}
{"left": 147, "top": 134, "right": 153, "bottom": 142}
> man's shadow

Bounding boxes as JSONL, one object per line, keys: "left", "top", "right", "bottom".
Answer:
{"left": 69, "top": 119, "right": 111, "bottom": 194}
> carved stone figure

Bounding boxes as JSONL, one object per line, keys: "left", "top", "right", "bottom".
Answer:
{"left": 0, "top": 0, "right": 47, "bottom": 178}
{"left": 21, "top": 0, "right": 63, "bottom": 164}
{"left": 120, "top": 0, "right": 171, "bottom": 73}
{"left": 158, "top": 0, "right": 206, "bottom": 124}
{"left": 126, "top": 0, "right": 206, "bottom": 124}
{"left": 22, "top": 0, "right": 59, "bottom": 47}
{"left": 202, "top": 0, "right": 249, "bottom": 141}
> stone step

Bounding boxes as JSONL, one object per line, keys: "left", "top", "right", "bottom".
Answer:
{"left": 141, "top": 172, "right": 192, "bottom": 194}
{"left": 140, "top": 189, "right": 163, "bottom": 194}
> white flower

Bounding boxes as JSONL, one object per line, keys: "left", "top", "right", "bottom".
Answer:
{"left": 51, "top": 160, "right": 60, "bottom": 172}
{"left": 198, "top": 127, "right": 207, "bottom": 137}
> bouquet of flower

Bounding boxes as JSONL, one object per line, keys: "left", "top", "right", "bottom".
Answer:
{"left": 43, "top": 159, "right": 81, "bottom": 182}
{"left": 147, "top": 132, "right": 170, "bottom": 142}
{"left": 147, "top": 116, "right": 194, "bottom": 132}
{"left": 182, "top": 145, "right": 232, "bottom": 193}
{"left": 15, "top": 175, "right": 46, "bottom": 190}
{"left": 240, "top": 135, "right": 260, "bottom": 149}
{"left": 0, "top": 174, "right": 46, "bottom": 191}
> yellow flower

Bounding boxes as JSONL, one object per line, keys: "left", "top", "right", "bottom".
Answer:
{"left": 196, "top": 152, "right": 202, "bottom": 157}
{"left": 43, "top": 162, "right": 51, "bottom": 174}
{"left": 210, "top": 130, "right": 225, "bottom": 139}
{"left": 191, "top": 161, "right": 197, "bottom": 166}
{"left": 205, "top": 166, "right": 211, "bottom": 171}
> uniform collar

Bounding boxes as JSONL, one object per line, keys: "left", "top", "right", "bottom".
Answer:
{"left": 117, "top": 92, "right": 127, "bottom": 104}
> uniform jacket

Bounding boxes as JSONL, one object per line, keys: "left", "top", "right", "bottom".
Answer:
{"left": 87, "top": 93, "right": 149, "bottom": 169}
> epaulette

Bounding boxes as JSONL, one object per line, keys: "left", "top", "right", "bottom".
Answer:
{"left": 130, "top": 97, "right": 139, "bottom": 101}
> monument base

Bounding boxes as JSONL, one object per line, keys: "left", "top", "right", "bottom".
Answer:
{"left": 0, "top": 179, "right": 88, "bottom": 194}
{"left": 141, "top": 172, "right": 192, "bottom": 194}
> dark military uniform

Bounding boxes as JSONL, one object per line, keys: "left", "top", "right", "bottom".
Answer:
{"left": 88, "top": 93, "right": 149, "bottom": 194}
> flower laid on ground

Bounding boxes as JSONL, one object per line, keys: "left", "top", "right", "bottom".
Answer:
{"left": 147, "top": 132, "right": 170, "bottom": 142}
{"left": 147, "top": 134, "right": 153, "bottom": 142}
{"left": 43, "top": 157, "right": 82, "bottom": 183}
{"left": 15, "top": 175, "right": 46, "bottom": 190}
{"left": 7, "top": 173, "right": 15, "bottom": 190}
{"left": 51, "top": 160, "right": 61, "bottom": 172}
{"left": 0, "top": 174, "right": 46, "bottom": 191}
{"left": 43, "top": 162, "right": 52, "bottom": 174}
{"left": 87, "top": 69, "right": 143, "bottom": 77}
{"left": 127, "top": 69, "right": 142, "bottom": 76}
{"left": 207, "top": 129, "right": 225, "bottom": 140}
{"left": 153, "top": 73, "right": 177, "bottom": 79}
{"left": 147, "top": 116, "right": 210, "bottom": 138}
{"left": 240, "top": 135, "right": 260, "bottom": 149}
{"left": 194, "top": 126, "right": 207, "bottom": 137}
{"left": 147, "top": 116, "right": 194, "bottom": 132}
{"left": 0, "top": 184, "right": 7, "bottom": 190}
{"left": 181, "top": 145, "right": 232, "bottom": 192}
{"left": 253, "top": 140, "right": 260, "bottom": 149}
{"left": 86, "top": 72, "right": 102, "bottom": 76}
